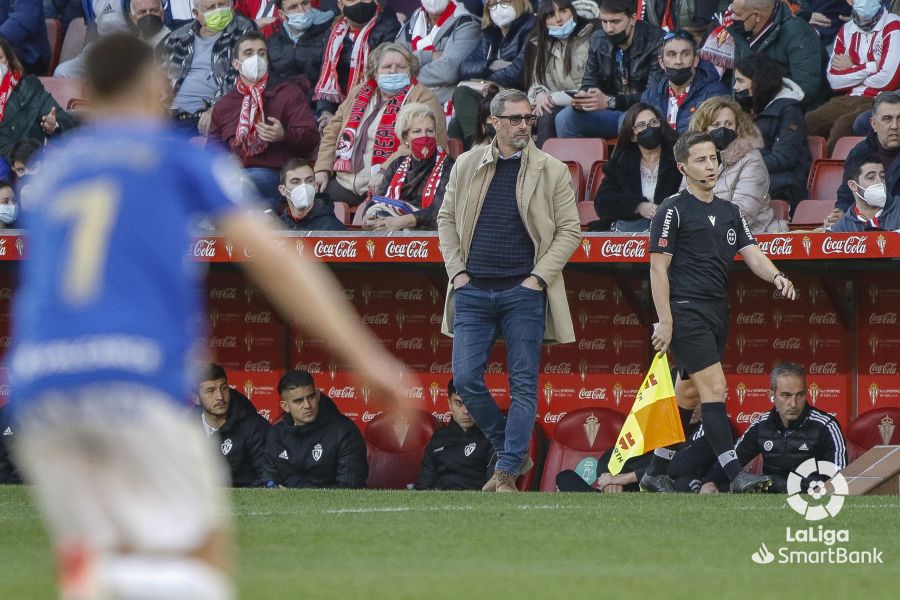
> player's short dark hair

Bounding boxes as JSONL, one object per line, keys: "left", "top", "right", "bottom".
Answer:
{"left": 233, "top": 31, "right": 267, "bottom": 57}
{"left": 198, "top": 363, "right": 228, "bottom": 385}
{"left": 447, "top": 379, "right": 457, "bottom": 398}
{"left": 278, "top": 370, "right": 316, "bottom": 394}
{"left": 844, "top": 151, "right": 882, "bottom": 183}
{"left": 280, "top": 158, "right": 313, "bottom": 185}
{"left": 85, "top": 33, "right": 156, "bottom": 100}
{"left": 8, "top": 139, "right": 42, "bottom": 166}
{"left": 599, "top": 0, "right": 636, "bottom": 16}
{"left": 673, "top": 131, "right": 714, "bottom": 164}
{"left": 770, "top": 363, "right": 806, "bottom": 391}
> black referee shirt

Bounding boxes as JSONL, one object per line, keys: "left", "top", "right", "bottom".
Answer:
{"left": 649, "top": 189, "right": 756, "bottom": 301}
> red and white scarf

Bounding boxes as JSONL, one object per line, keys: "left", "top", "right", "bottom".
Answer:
{"left": 411, "top": 3, "right": 456, "bottom": 51}
{"left": 0, "top": 70, "right": 22, "bottom": 125}
{"left": 314, "top": 9, "right": 381, "bottom": 104}
{"left": 333, "top": 78, "right": 414, "bottom": 172}
{"left": 233, "top": 73, "right": 269, "bottom": 158}
{"left": 385, "top": 148, "right": 448, "bottom": 208}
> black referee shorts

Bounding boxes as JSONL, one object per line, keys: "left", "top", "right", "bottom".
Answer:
{"left": 670, "top": 299, "right": 729, "bottom": 378}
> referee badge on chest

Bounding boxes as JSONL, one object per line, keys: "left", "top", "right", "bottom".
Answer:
{"left": 727, "top": 229, "right": 737, "bottom": 245}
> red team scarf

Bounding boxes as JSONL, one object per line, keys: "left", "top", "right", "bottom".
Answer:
{"left": 0, "top": 69, "right": 22, "bottom": 125}
{"left": 411, "top": 3, "right": 456, "bottom": 51}
{"left": 385, "top": 148, "right": 448, "bottom": 208}
{"left": 233, "top": 73, "right": 269, "bottom": 158}
{"left": 333, "top": 78, "right": 414, "bottom": 172}
{"left": 314, "top": 9, "right": 381, "bottom": 103}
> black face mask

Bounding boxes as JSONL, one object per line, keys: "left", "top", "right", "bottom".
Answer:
{"left": 665, "top": 66, "right": 694, "bottom": 87}
{"left": 709, "top": 126, "right": 738, "bottom": 151}
{"left": 636, "top": 126, "right": 662, "bottom": 150}
{"left": 343, "top": 1, "right": 377, "bottom": 24}
{"left": 136, "top": 14, "right": 164, "bottom": 37}
{"left": 734, "top": 89, "right": 753, "bottom": 113}
{"left": 607, "top": 27, "right": 630, "bottom": 47}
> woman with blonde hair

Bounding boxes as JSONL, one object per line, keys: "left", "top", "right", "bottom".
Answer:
{"left": 686, "top": 96, "right": 786, "bottom": 233}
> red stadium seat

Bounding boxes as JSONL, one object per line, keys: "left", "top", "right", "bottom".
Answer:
{"left": 807, "top": 136, "right": 827, "bottom": 163}
{"left": 577, "top": 201, "right": 598, "bottom": 227}
{"left": 588, "top": 161, "right": 605, "bottom": 202}
{"left": 790, "top": 200, "right": 834, "bottom": 229}
{"left": 808, "top": 160, "right": 845, "bottom": 201}
{"left": 517, "top": 423, "right": 544, "bottom": 491}
{"left": 847, "top": 408, "right": 900, "bottom": 450}
{"left": 543, "top": 138, "right": 608, "bottom": 181}
{"left": 447, "top": 138, "right": 464, "bottom": 159}
{"left": 539, "top": 407, "right": 625, "bottom": 491}
{"left": 831, "top": 136, "right": 864, "bottom": 160}
{"left": 59, "top": 18, "right": 87, "bottom": 65}
{"left": 45, "top": 19, "right": 63, "bottom": 75}
{"left": 770, "top": 199, "right": 790, "bottom": 222}
{"left": 333, "top": 202, "right": 351, "bottom": 225}
{"left": 364, "top": 409, "right": 437, "bottom": 489}
{"left": 566, "top": 162, "right": 585, "bottom": 203}
{"left": 38, "top": 77, "right": 84, "bottom": 111}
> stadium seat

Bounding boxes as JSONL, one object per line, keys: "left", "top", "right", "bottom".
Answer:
{"left": 539, "top": 407, "right": 625, "bottom": 492}
{"left": 543, "top": 138, "right": 607, "bottom": 180}
{"left": 333, "top": 202, "right": 351, "bottom": 225}
{"left": 847, "top": 407, "right": 900, "bottom": 450}
{"left": 790, "top": 199, "right": 833, "bottom": 229}
{"left": 59, "top": 18, "right": 87, "bottom": 65}
{"left": 45, "top": 19, "right": 63, "bottom": 75}
{"left": 447, "top": 138, "right": 464, "bottom": 159}
{"left": 566, "top": 162, "right": 585, "bottom": 203}
{"left": 808, "top": 160, "right": 845, "bottom": 201}
{"left": 588, "top": 161, "right": 605, "bottom": 202}
{"left": 516, "top": 423, "right": 544, "bottom": 491}
{"left": 831, "top": 136, "right": 864, "bottom": 160}
{"left": 38, "top": 77, "right": 84, "bottom": 111}
{"left": 364, "top": 409, "right": 437, "bottom": 489}
{"left": 807, "top": 136, "right": 827, "bottom": 163}
{"left": 770, "top": 199, "right": 789, "bottom": 222}
{"left": 577, "top": 201, "right": 599, "bottom": 228}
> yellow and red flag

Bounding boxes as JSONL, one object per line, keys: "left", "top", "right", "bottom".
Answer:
{"left": 608, "top": 353, "right": 685, "bottom": 475}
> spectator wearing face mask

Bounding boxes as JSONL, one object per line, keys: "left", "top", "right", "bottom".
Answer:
{"left": 276, "top": 158, "right": 346, "bottom": 230}
{"left": 828, "top": 151, "right": 900, "bottom": 231}
{"left": 0, "top": 180, "right": 17, "bottom": 228}
{"left": 208, "top": 31, "right": 320, "bottom": 207}
{"left": 54, "top": 1, "right": 131, "bottom": 77}
{"left": 805, "top": 0, "right": 900, "bottom": 156}
{"left": 267, "top": 0, "right": 335, "bottom": 98}
{"left": 128, "top": 0, "right": 172, "bottom": 48}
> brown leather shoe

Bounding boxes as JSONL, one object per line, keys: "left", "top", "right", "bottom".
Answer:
{"left": 483, "top": 456, "right": 533, "bottom": 491}
{"left": 482, "top": 472, "right": 499, "bottom": 492}
{"left": 495, "top": 470, "right": 518, "bottom": 493}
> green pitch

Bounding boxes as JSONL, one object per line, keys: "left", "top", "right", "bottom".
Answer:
{"left": 1, "top": 487, "right": 897, "bottom": 599}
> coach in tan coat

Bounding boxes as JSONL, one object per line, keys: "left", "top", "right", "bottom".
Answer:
{"left": 437, "top": 89, "right": 580, "bottom": 493}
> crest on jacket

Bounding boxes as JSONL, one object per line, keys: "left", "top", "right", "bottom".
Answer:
{"left": 464, "top": 442, "right": 476, "bottom": 457}
{"left": 312, "top": 443, "right": 323, "bottom": 462}
{"left": 221, "top": 438, "right": 233, "bottom": 455}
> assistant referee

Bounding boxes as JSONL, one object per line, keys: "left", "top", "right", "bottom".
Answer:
{"left": 643, "top": 131, "right": 797, "bottom": 494}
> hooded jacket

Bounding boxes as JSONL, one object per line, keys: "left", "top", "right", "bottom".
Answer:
{"left": 827, "top": 193, "right": 900, "bottom": 232}
{"left": 202, "top": 390, "right": 270, "bottom": 487}
{"left": 263, "top": 394, "right": 367, "bottom": 488}
{"left": 458, "top": 13, "right": 535, "bottom": 90}
{"left": 835, "top": 131, "right": 900, "bottom": 213}
{"left": 278, "top": 195, "right": 347, "bottom": 231}
{"left": 415, "top": 421, "right": 492, "bottom": 490}
{"left": 753, "top": 78, "right": 812, "bottom": 205}
{"left": 640, "top": 61, "right": 727, "bottom": 134}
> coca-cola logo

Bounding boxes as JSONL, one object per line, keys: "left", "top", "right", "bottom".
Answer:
{"left": 209, "top": 336, "right": 237, "bottom": 348}
{"left": 578, "top": 388, "right": 606, "bottom": 400}
{"left": 757, "top": 236, "right": 794, "bottom": 256}
{"left": 362, "top": 410, "right": 382, "bottom": 423}
{"left": 407, "top": 386, "right": 424, "bottom": 399}
{"left": 869, "top": 362, "right": 897, "bottom": 375}
{"left": 736, "top": 312, "right": 765, "bottom": 325}
{"left": 543, "top": 412, "right": 569, "bottom": 423}
{"left": 736, "top": 411, "right": 766, "bottom": 424}
{"left": 809, "top": 362, "right": 838, "bottom": 375}
{"left": 432, "top": 411, "right": 452, "bottom": 424}
{"left": 613, "top": 363, "right": 642, "bottom": 375}
{"left": 395, "top": 289, "right": 424, "bottom": 301}
{"left": 342, "top": 289, "right": 355, "bottom": 301}
{"left": 485, "top": 362, "right": 503, "bottom": 374}
{"left": 313, "top": 239, "right": 358, "bottom": 258}
{"left": 362, "top": 313, "right": 390, "bottom": 325}
{"left": 429, "top": 362, "right": 452, "bottom": 373}
{"left": 869, "top": 312, "right": 898, "bottom": 325}
{"left": 544, "top": 362, "right": 572, "bottom": 374}
{"left": 736, "top": 361, "right": 766, "bottom": 374}
{"left": 244, "top": 311, "right": 272, "bottom": 324}
{"left": 600, "top": 239, "right": 646, "bottom": 258}
{"left": 395, "top": 337, "right": 424, "bottom": 350}
{"left": 578, "top": 289, "right": 607, "bottom": 301}
{"left": 809, "top": 312, "right": 837, "bottom": 325}
{"left": 612, "top": 314, "right": 639, "bottom": 326}
{"left": 578, "top": 338, "right": 607, "bottom": 350}
{"left": 244, "top": 360, "right": 272, "bottom": 371}
{"left": 297, "top": 362, "right": 323, "bottom": 373}
{"left": 430, "top": 314, "right": 443, "bottom": 325}
{"left": 209, "top": 287, "right": 237, "bottom": 300}
{"left": 772, "top": 337, "right": 801, "bottom": 349}
{"left": 385, "top": 240, "right": 429, "bottom": 259}
{"left": 191, "top": 239, "right": 216, "bottom": 257}
{"left": 328, "top": 386, "right": 356, "bottom": 399}
{"left": 821, "top": 235, "right": 867, "bottom": 255}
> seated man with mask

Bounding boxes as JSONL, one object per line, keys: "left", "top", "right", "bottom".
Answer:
{"left": 275, "top": 158, "right": 346, "bottom": 230}
{"left": 827, "top": 151, "right": 899, "bottom": 232}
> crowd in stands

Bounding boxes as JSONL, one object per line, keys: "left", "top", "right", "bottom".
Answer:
{"left": 0, "top": 0, "right": 894, "bottom": 234}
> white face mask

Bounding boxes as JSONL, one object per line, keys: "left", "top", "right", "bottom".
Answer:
{"left": 0, "top": 62, "right": 7, "bottom": 77}
{"left": 239, "top": 55, "right": 267, "bottom": 83}
{"left": 855, "top": 181, "right": 887, "bottom": 208}
{"left": 422, "top": 0, "right": 450, "bottom": 13}
{"left": 489, "top": 5, "right": 517, "bottom": 28}
{"left": 288, "top": 183, "right": 316, "bottom": 211}
{"left": 0, "top": 203, "right": 18, "bottom": 224}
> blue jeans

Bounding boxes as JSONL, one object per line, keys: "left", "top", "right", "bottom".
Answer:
{"left": 555, "top": 107, "right": 625, "bottom": 139}
{"left": 451, "top": 284, "right": 546, "bottom": 474}
{"left": 245, "top": 167, "right": 282, "bottom": 210}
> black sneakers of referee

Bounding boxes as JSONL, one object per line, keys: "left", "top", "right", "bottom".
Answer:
{"left": 730, "top": 472, "right": 773, "bottom": 493}
{"left": 639, "top": 473, "right": 677, "bottom": 493}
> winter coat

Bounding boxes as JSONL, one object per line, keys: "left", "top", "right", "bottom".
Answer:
{"left": 458, "top": 13, "right": 535, "bottom": 90}
{"left": 0, "top": 75, "right": 76, "bottom": 157}
{"left": 640, "top": 61, "right": 728, "bottom": 134}
{"left": 415, "top": 421, "right": 492, "bottom": 490}
{"left": 266, "top": 19, "right": 332, "bottom": 97}
{"left": 208, "top": 76, "right": 320, "bottom": 168}
{"left": 752, "top": 78, "right": 812, "bottom": 206}
{"left": 828, "top": 192, "right": 900, "bottom": 232}
{"left": 728, "top": 1, "right": 825, "bottom": 106}
{"left": 593, "top": 138, "right": 681, "bottom": 231}
{"left": 277, "top": 195, "right": 347, "bottom": 231}
{"left": 375, "top": 151, "right": 454, "bottom": 228}
{"left": 0, "top": 0, "right": 51, "bottom": 66}
{"left": 396, "top": 6, "right": 482, "bottom": 105}
{"left": 525, "top": 22, "right": 594, "bottom": 103}
{"left": 580, "top": 19, "right": 665, "bottom": 111}
{"left": 263, "top": 394, "right": 368, "bottom": 489}
{"left": 835, "top": 131, "right": 900, "bottom": 212}
{"left": 203, "top": 390, "right": 270, "bottom": 488}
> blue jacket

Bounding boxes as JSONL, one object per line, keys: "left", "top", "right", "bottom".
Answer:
{"left": 458, "top": 13, "right": 535, "bottom": 91}
{"left": 0, "top": 0, "right": 50, "bottom": 66}
{"left": 640, "top": 61, "right": 726, "bottom": 134}
{"left": 828, "top": 195, "right": 900, "bottom": 232}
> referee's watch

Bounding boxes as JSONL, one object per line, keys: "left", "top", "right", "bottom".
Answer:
{"left": 773, "top": 271, "right": 786, "bottom": 283}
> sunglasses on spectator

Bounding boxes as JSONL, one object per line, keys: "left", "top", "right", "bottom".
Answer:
{"left": 496, "top": 114, "right": 537, "bottom": 125}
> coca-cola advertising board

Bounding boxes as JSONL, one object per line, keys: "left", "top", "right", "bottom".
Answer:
{"left": 857, "top": 275, "right": 900, "bottom": 410}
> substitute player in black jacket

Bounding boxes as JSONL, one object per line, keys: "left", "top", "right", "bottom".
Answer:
{"left": 416, "top": 380, "right": 492, "bottom": 490}
{"left": 263, "top": 370, "right": 367, "bottom": 489}
{"left": 643, "top": 131, "right": 797, "bottom": 494}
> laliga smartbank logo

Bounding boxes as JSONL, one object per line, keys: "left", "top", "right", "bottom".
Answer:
{"left": 750, "top": 459, "right": 883, "bottom": 566}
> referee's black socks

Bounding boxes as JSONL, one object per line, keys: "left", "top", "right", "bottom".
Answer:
{"left": 645, "top": 405, "right": 695, "bottom": 476}
{"left": 700, "top": 402, "right": 741, "bottom": 481}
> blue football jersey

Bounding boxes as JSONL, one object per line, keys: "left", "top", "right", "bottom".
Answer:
{"left": 9, "top": 121, "right": 246, "bottom": 408}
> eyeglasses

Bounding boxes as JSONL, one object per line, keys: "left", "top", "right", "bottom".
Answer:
{"left": 496, "top": 114, "right": 537, "bottom": 126}
{"left": 487, "top": 0, "right": 513, "bottom": 10}
{"left": 633, "top": 118, "right": 661, "bottom": 132}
